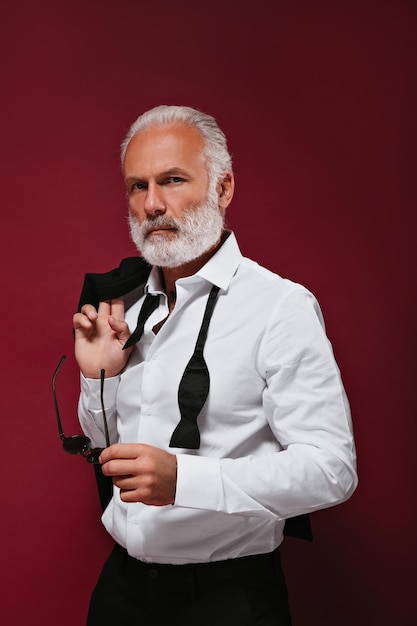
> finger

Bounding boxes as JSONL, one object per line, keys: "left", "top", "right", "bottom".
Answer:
{"left": 73, "top": 311, "right": 93, "bottom": 330}
{"left": 110, "top": 298, "right": 125, "bottom": 320}
{"left": 113, "top": 476, "right": 137, "bottom": 490}
{"left": 119, "top": 489, "right": 142, "bottom": 503}
{"left": 97, "top": 300, "right": 112, "bottom": 315}
{"left": 107, "top": 316, "right": 131, "bottom": 343}
{"left": 100, "top": 443, "right": 145, "bottom": 464}
{"left": 101, "top": 459, "right": 138, "bottom": 477}
{"left": 80, "top": 303, "right": 98, "bottom": 318}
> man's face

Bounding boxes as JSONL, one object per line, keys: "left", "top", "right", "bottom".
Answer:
{"left": 124, "top": 123, "right": 211, "bottom": 230}
{"left": 123, "top": 123, "right": 226, "bottom": 267}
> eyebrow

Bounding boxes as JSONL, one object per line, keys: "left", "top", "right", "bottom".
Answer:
{"left": 125, "top": 167, "right": 191, "bottom": 183}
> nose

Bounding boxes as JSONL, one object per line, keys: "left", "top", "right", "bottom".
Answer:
{"left": 144, "top": 181, "right": 166, "bottom": 217}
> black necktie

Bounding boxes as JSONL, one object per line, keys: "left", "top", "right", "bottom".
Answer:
{"left": 121, "top": 285, "right": 220, "bottom": 449}
{"left": 122, "top": 293, "right": 160, "bottom": 350}
{"left": 170, "top": 285, "right": 220, "bottom": 449}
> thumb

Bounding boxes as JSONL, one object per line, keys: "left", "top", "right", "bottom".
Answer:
{"left": 108, "top": 315, "right": 132, "bottom": 343}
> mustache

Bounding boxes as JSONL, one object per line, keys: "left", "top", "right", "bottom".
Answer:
{"left": 134, "top": 214, "right": 182, "bottom": 237}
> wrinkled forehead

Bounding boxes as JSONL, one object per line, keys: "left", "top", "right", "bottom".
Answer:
{"left": 123, "top": 123, "right": 207, "bottom": 173}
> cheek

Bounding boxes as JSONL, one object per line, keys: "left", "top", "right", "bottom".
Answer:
{"left": 128, "top": 200, "right": 146, "bottom": 223}
{"left": 172, "top": 189, "right": 206, "bottom": 215}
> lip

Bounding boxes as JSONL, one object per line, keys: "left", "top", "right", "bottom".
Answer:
{"left": 148, "top": 227, "right": 175, "bottom": 235}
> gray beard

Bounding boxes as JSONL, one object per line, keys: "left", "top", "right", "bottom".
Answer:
{"left": 128, "top": 192, "right": 225, "bottom": 268}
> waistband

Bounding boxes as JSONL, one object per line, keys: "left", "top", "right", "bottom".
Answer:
{"left": 114, "top": 543, "right": 282, "bottom": 583}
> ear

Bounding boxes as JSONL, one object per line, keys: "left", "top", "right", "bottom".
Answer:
{"left": 217, "top": 172, "right": 235, "bottom": 210}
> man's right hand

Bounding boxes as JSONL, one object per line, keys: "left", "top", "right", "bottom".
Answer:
{"left": 73, "top": 298, "right": 133, "bottom": 379}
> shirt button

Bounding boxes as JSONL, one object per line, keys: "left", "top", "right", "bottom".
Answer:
{"left": 148, "top": 568, "right": 158, "bottom": 579}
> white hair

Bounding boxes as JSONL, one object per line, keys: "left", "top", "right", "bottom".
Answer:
{"left": 120, "top": 105, "right": 233, "bottom": 188}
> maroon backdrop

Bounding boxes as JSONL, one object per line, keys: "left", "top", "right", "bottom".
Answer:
{"left": 1, "top": 1, "right": 415, "bottom": 624}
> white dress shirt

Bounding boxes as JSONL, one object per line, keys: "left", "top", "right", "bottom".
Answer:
{"left": 78, "top": 232, "right": 357, "bottom": 564}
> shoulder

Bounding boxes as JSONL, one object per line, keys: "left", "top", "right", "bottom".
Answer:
{"left": 236, "top": 255, "right": 314, "bottom": 305}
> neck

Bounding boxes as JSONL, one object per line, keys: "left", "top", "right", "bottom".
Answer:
{"left": 160, "top": 234, "right": 225, "bottom": 298}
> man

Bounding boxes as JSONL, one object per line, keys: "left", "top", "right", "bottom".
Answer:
{"left": 73, "top": 105, "right": 357, "bottom": 625}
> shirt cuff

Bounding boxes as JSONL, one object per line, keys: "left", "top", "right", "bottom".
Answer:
{"left": 174, "top": 454, "right": 223, "bottom": 512}
{"left": 80, "top": 373, "right": 120, "bottom": 410}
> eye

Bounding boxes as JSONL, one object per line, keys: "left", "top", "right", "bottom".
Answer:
{"left": 131, "top": 181, "right": 147, "bottom": 192}
{"left": 163, "top": 176, "right": 185, "bottom": 185}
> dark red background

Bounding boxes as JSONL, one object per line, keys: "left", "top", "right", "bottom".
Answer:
{"left": 1, "top": 1, "right": 415, "bottom": 624}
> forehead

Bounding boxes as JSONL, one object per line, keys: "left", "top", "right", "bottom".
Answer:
{"left": 123, "top": 123, "right": 207, "bottom": 177}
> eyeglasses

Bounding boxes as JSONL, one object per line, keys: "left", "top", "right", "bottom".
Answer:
{"left": 52, "top": 355, "right": 110, "bottom": 464}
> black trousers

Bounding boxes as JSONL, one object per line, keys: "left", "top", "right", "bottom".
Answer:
{"left": 87, "top": 543, "right": 292, "bottom": 626}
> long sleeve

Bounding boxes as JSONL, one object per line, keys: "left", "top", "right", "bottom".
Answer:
{"left": 174, "top": 290, "right": 357, "bottom": 521}
{"left": 78, "top": 374, "right": 120, "bottom": 448}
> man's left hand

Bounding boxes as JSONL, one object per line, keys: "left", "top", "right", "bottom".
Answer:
{"left": 99, "top": 444, "right": 177, "bottom": 505}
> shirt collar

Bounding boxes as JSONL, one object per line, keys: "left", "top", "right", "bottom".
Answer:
{"left": 194, "top": 231, "right": 242, "bottom": 291}
{"left": 145, "top": 231, "right": 242, "bottom": 294}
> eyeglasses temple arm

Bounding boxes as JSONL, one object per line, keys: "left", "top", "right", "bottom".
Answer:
{"left": 100, "top": 369, "right": 111, "bottom": 448}
{"left": 52, "top": 354, "right": 67, "bottom": 440}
